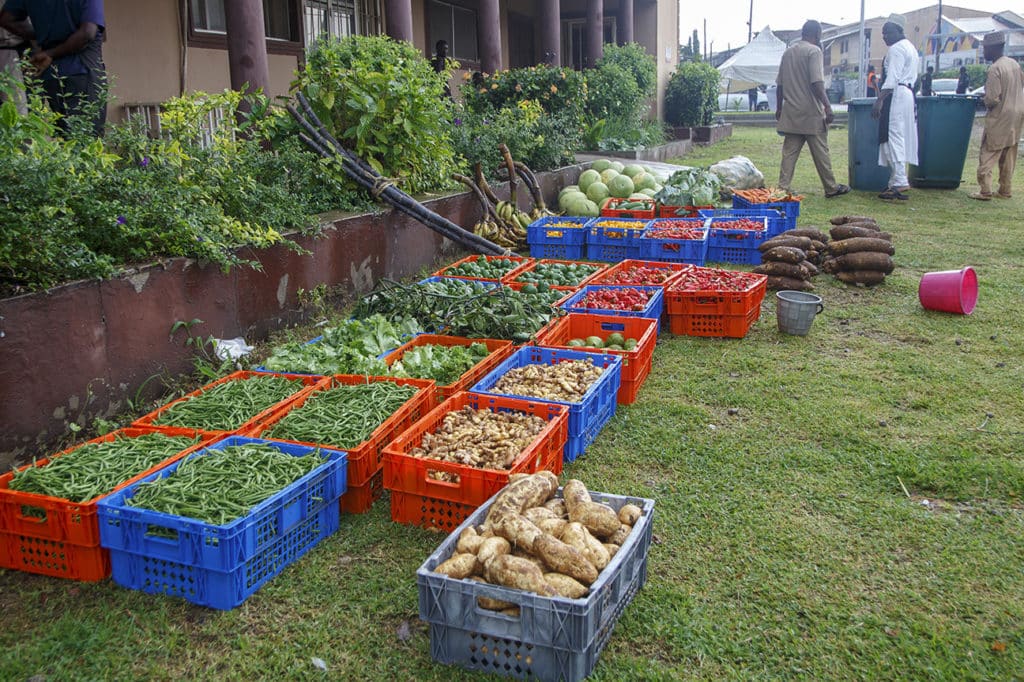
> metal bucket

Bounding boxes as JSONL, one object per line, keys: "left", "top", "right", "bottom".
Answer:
{"left": 776, "top": 291, "right": 824, "bottom": 336}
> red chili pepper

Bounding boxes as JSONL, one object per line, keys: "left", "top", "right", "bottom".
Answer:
{"left": 578, "top": 287, "right": 652, "bottom": 311}
{"left": 647, "top": 220, "right": 707, "bottom": 240}
{"left": 710, "top": 218, "right": 766, "bottom": 232}
{"left": 669, "top": 267, "right": 762, "bottom": 293}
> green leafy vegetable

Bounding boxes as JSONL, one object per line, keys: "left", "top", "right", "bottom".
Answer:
{"left": 654, "top": 167, "right": 722, "bottom": 207}
{"left": 389, "top": 343, "right": 491, "bottom": 385}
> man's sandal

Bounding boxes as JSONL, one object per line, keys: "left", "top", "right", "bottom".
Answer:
{"left": 968, "top": 192, "right": 992, "bottom": 201}
{"left": 825, "top": 184, "right": 851, "bottom": 198}
{"left": 878, "top": 189, "right": 909, "bottom": 201}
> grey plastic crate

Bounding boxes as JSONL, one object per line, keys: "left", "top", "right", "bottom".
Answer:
{"left": 416, "top": 489, "right": 655, "bottom": 680}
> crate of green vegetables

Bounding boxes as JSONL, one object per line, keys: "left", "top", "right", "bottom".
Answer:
{"left": 97, "top": 436, "right": 346, "bottom": 609}
{"left": 0, "top": 428, "right": 209, "bottom": 581}
{"left": 383, "top": 335, "right": 514, "bottom": 402}
{"left": 432, "top": 255, "right": 533, "bottom": 282}
{"left": 132, "top": 370, "right": 324, "bottom": 437}
{"left": 244, "top": 375, "right": 436, "bottom": 499}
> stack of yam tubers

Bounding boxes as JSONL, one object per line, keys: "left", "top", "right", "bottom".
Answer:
{"left": 432, "top": 472, "right": 642, "bottom": 613}
{"left": 822, "top": 215, "right": 896, "bottom": 286}
{"left": 753, "top": 228, "right": 829, "bottom": 291}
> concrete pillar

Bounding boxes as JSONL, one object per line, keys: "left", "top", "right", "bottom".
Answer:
{"left": 223, "top": 0, "right": 270, "bottom": 98}
{"left": 384, "top": 0, "right": 413, "bottom": 43}
{"left": 619, "top": 0, "right": 634, "bottom": 45}
{"left": 586, "top": 0, "right": 603, "bottom": 67}
{"left": 478, "top": 0, "right": 502, "bottom": 73}
{"left": 538, "top": 0, "right": 561, "bottom": 65}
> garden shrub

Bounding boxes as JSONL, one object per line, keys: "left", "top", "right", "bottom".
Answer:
{"left": 665, "top": 61, "right": 721, "bottom": 127}
{"left": 295, "top": 35, "right": 459, "bottom": 194}
{"left": 0, "top": 82, "right": 360, "bottom": 295}
{"left": 584, "top": 43, "right": 664, "bottom": 151}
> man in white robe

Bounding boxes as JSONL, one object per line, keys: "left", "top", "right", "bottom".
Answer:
{"left": 872, "top": 21, "right": 919, "bottom": 200}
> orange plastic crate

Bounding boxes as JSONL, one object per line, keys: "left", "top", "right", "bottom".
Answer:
{"left": 243, "top": 375, "right": 436, "bottom": 489}
{"left": 589, "top": 259, "right": 692, "bottom": 288}
{"left": 502, "top": 259, "right": 609, "bottom": 291}
{"left": 132, "top": 370, "right": 324, "bottom": 438}
{"left": 657, "top": 204, "right": 714, "bottom": 218}
{"left": 0, "top": 428, "right": 210, "bottom": 580}
{"left": 667, "top": 304, "right": 762, "bottom": 339}
{"left": 431, "top": 254, "right": 533, "bottom": 282}
{"left": 535, "top": 314, "right": 658, "bottom": 405}
{"left": 383, "top": 392, "right": 567, "bottom": 521}
{"left": 601, "top": 198, "right": 655, "bottom": 220}
{"left": 340, "top": 468, "right": 385, "bottom": 514}
{"left": 390, "top": 489, "right": 475, "bottom": 533}
{"left": 383, "top": 335, "right": 514, "bottom": 403}
{"left": 664, "top": 268, "right": 768, "bottom": 318}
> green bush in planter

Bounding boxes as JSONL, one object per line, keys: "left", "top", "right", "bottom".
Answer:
{"left": 665, "top": 61, "right": 721, "bottom": 127}
{"left": 295, "top": 35, "right": 459, "bottom": 194}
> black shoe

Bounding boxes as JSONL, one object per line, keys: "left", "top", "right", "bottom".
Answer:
{"left": 878, "top": 189, "right": 909, "bottom": 201}
{"left": 825, "top": 184, "right": 851, "bottom": 198}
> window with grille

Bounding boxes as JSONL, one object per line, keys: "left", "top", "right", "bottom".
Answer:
{"left": 428, "top": 1, "right": 478, "bottom": 62}
{"left": 190, "top": 0, "right": 297, "bottom": 41}
{"left": 304, "top": 0, "right": 382, "bottom": 44}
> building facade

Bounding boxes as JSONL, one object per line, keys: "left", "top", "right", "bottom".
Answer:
{"left": 100, "top": 0, "right": 678, "bottom": 124}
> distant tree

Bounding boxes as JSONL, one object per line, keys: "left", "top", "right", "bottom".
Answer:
{"left": 679, "top": 29, "right": 702, "bottom": 62}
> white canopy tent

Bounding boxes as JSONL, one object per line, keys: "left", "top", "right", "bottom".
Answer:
{"left": 717, "top": 26, "right": 788, "bottom": 92}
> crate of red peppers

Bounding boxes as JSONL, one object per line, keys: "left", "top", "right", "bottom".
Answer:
{"left": 589, "top": 259, "right": 691, "bottom": 288}
{"left": 639, "top": 218, "right": 709, "bottom": 265}
{"left": 586, "top": 218, "right": 649, "bottom": 262}
{"left": 705, "top": 217, "right": 769, "bottom": 265}
{"left": 698, "top": 207, "right": 787, "bottom": 237}
{"left": 559, "top": 285, "right": 665, "bottom": 332}
{"left": 656, "top": 203, "right": 715, "bottom": 218}
{"left": 664, "top": 267, "right": 767, "bottom": 338}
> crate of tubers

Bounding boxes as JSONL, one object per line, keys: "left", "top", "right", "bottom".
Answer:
{"left": 469, "top": 347, "right": 622, "bottom": 462}
{"left": 383, "top": 392, "right": 568, "bottom": 530}
{"left": 417, "top": 472, "right": 655, "bottom": 681}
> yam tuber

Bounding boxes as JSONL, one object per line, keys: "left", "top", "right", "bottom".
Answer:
{"left": 761, "top": 246, "right": 806, "bottom": 264}
{"left": 830, "top": 215, "right": 878, "bottom": 226}
{"left": 826, "top": 237, "right": 895, "bottom": 256}
{"left": 831, "top": 252, "right": 895, "bottom": 274}
{"left": 836, "top": 270, "right": 887, "bottom": 285}
{"left": 759, "top": 235, "right": 812, "bottom": 252}
{"left": 784, "top": 228, "right": 830, "bottom": 243}
{"left": 767, "top": 276, "right": 814, "bottom": 291}
{"left": 754, "top": 262, "right": 810, "bottom": 280}
{"left": 830, "top": 225, "right": 890, "bottom": 241}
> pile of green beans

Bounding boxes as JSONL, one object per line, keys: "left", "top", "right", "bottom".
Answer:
{"left": 264, "top": 382, "right": 418, "bottom": 448}
{"left": 8, "top": 433, "right": 198, "bottom": 503}
{"left": 153, "top": 375, "right": 304, "bottom": 431}
{"left": 126, "top": 444, "right": 327, "bottom": 526}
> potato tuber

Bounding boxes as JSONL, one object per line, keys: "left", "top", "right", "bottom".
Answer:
{"left": 544, "top": 572, "right": 589, "bottom": 599}
{"left": 561, "top": 522, "right": 611, "bottom": 570}
{"left": 533, "top": 533, "right": 598, "bottom": 585}
{"left": 618, "top": 504, "right": 642, "bottom": 526}
{"left": 543, "top": 498, "right": 567, "bottom": 518}
{"left": 608, "top": 524, "right": 633, "bottom": 546}
{"left": 435, "top": 553, "right": 480, "bottom": 579}
{"left": 457, "top": 527, "right": 484, "bottom": 555}
{"left": 537, "top": 517, "right": 568, "bottom": 537}
{"left": 485, "top": 554, "right": 557, "bottom": 596}
{"left": 477, "top": 536, "right": 511, "bottom": 567}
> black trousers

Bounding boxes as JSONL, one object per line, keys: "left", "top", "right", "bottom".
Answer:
{"left": 42, "top": 65, "right": 107, "bottom": 137}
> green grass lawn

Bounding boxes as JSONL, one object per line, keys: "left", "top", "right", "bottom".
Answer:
{"left": 2, "top": 126, "right": 1022, "bottom": 681}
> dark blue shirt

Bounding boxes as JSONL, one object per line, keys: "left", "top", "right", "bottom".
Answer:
{"left": 2, "top": 0, "right": 104, "bottom": 78}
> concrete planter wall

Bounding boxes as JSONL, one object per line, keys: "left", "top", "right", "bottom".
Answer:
{"left": 0, "top": 165, "right": 586, "bottom": 468}
{"left": 692, "top": 123, "right": 734, "bottom": 145}
{"left": 589, "top": 138, "right": 694, "bottom": 162}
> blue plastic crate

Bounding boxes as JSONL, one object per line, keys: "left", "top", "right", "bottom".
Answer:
{"left": 706, "top": 215, "right": 770, "bottom": 250}
{"left": 99, "top": 438, "right": 348, "bottom": 577}
{"left": 706, "top": 244, "right": 763, "bottom": 265}
{"left": 527, "top": 217, "right": 590, "bottom": 248}
{"left": 469, "top": 347, "right": 621, "bottom": 462}
{"left": 418, "top": 489, "right": 655, "bottom": 681}
{"left": 529, "top": 243, "right": 586, "bottom": 260}
{"left": 732, "top": 195, "right": 800, "bottom": 231}
{"left": 586, "top": 218, "right": 649, "bottom": 262}
{"left": 640, "top": 219, "right": 709, "bottom": 265}
{"left": 559, "top": 285, "right": 665, "bottom": 333}
{"left": 698, "top": 207, "right": 787, "bottom": 237}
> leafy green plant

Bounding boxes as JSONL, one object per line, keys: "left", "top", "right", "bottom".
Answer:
{"left": 665, "top": 61, "right": 721, "bottom": 127}
{"left": 936, "top": 64, "right": 987, "bottom": 89}
{"left": 294, "top": 35, "right": 458, "bottom": 194}
{"left": 596, "top": 43, "right": 657, "bottom": 99}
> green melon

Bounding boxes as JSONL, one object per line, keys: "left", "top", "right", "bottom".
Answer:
{"left": 600, "top": 168, "right": 620, "bottom": 185}
{"left": 560, "top": 191, "right": 588, "bottom": 212}
{"left": 559, "top": 184, "right": 580, "bottom": 198}
{"left": 591, "top": 159, "right": 612, "bottom": 172}
{"left": 563, "top": 197, "right": 591, "bottom": 216}
{"left": 628, "top": 193, "right": 649, "bottom": 201}
{"left": 607, "top": 174, "right": 635, "bottom": 199}
{"left": 582, "top": 200, "right": 600, "bottom": 217}
{"left": 639, "top": 188, "right": 657, "bottom": 198}
{"left": 586, "top": 181, "right": 610, "bottom": 203}
{"left": 634, "top": 172, "right": 657, "bottom": 191}
{"left": 608, "top": 161, "right": 625, "bottom": 173}
{"left": 577, "top": 169, "right": 601, "bottom": 192}
{"left": 622, "top": 164, "right": 645, "bottom": 178}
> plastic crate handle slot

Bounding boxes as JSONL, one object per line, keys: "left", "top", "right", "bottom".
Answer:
{"left": 17, "top": 504, "right": 49, "bottom": 525}
{"left": 545, "top": 230, "right": 564, "bottom": 239}
{"left": 598, "top": 322, "right": 627, "bottom": 333}
{"left": 278, "top": 494, "right": 305, "bottom": 535}
{"left": 142, "top": 523, "right": 181, "bottom": 545}
{"left": 424, "top": 468, "right": 463, "bottom": 492}
{"left": 470, "top": 581, "right": 531, "bottom": 617}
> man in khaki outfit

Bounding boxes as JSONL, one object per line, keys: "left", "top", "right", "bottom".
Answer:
{"left": 969, "top": 31, "right": 1024, "bottom": 200}
{"left": 775, "top": 20, "right": 850, "bottom": 198}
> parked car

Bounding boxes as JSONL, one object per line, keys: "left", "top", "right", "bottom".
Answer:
{"left": 717, "top": 91, "right": 770, "bottom": 112}
{"left": 931, "top": 78, "right": 960, "bottom": 95}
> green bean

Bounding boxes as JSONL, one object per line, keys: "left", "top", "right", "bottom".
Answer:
{"left": 264, "top": 382, "right": 418, "bottom": 448}
{"left": 126, "top": 444, "right": 326, "bottom": 526}
{"left": 153, "top": 375, "right": 304, "bottom": 431}
{"left": 8, "top": 433, "right": 199, "bottom": 503}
